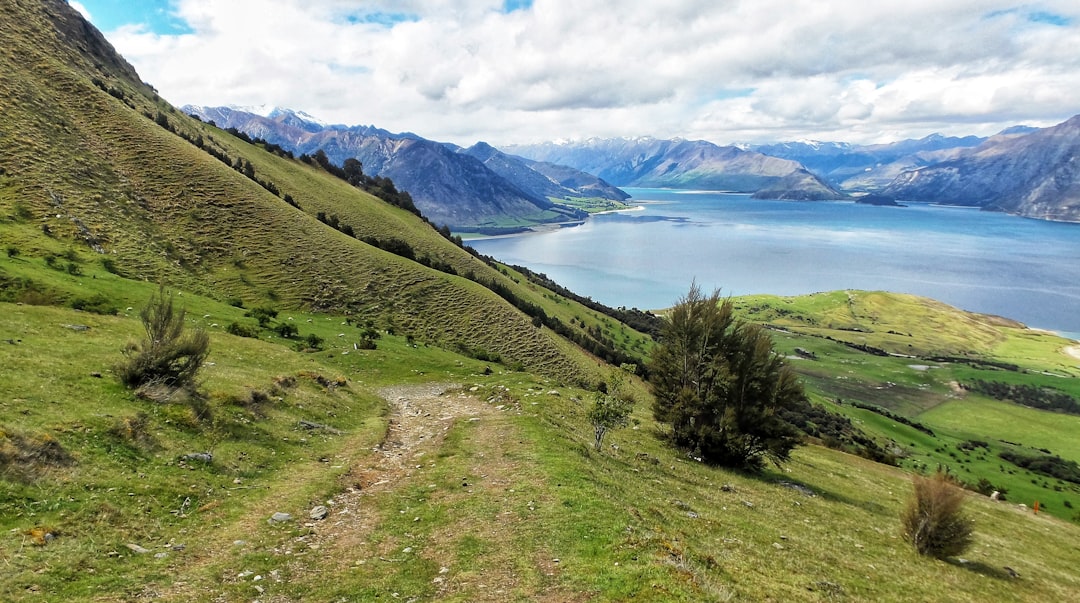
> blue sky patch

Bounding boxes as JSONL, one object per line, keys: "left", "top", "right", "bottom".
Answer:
{"left": 343, "top": 11, "right": 420, "bottom": 28}
{"left": 986, "top": 7, "right": 1072, "bottom": 27}
{"left": 503, "top": 0, "right": 534, "bottom": 12}
{"left": 74, "top": 0, "right": 193, "bottom": 34}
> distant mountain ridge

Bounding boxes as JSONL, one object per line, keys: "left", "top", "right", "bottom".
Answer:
{"left": 752, "top": 134, "right": 988, "bottom": 191}
{"left": 183, "top": 106, "right": 625, "bottom": 231}
{"left": 502, "top": 137, "right": 846, "bottom": 200}
{"left": 883, "top": 115, "right": 1080, "bottom": 221}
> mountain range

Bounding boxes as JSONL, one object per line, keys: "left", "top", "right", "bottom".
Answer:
{"left": 183, "top": 105, "right": 621, "bottom": 232}
{"left": 503, "top": 137, "right": 847, "bottom": 200}
{"left": 883, "top": 116, "right": 1080, "bottom": 221}
{"left": 184, "top": 107, "right": 1080, "bottom": 225}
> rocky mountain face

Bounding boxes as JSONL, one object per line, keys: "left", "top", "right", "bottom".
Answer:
{"left": 503, "top": 138, "right": 846, "bottom": 200}
{"left": 752, "top": 134, "right": 987, "bottom": 191}
{"left": 884, "top": 116, "right": 1080, "bottom": 222}
{"left": 460, "top": 142, "right": 629, "bottom": 203}
{"left": 183, "top": 107, "right": 624, "bottom": 231}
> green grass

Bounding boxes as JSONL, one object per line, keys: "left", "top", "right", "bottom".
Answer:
{"left": 733, "top": 291, "right": 1080, "bottom": 523}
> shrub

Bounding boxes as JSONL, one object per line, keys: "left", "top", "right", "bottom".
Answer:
{"left": 116, "top": 287, "right": 210, "bottom": 390}
{"left": 70, "top": 294, "right": 118, "bottom": 315}
{"left": 226, "top": 321, "right": 259, "bottom": 338}
{"left": 304, "top": 333, "right": 324, "bottom": 350}
{"left": 587, "top": 374, "right": 636, "bottom": 451}
{"left": 901, "top": 472, "right": 974, "bottom": 558}
{"left": 101, "top": 257, "right": 119, "bottom": 274}
{"left": 272, "top": 322, "right": 298, "bottom": 338}
{"left": 245, "top": 305, "right": 278, "bottom": 328}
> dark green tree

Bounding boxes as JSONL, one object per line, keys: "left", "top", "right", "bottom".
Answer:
{"left": 649, "top": 284, "right": 804, "bottom": 470}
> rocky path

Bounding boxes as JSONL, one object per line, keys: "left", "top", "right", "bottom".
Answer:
{"left": 306, "top": 383, "right": 493, "bottom": 556}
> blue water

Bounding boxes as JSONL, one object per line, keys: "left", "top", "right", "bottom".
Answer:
{"left": 468, "top": 189, "right": 1080, "bottom": 337}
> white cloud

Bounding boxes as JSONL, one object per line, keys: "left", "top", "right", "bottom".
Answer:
{"left": 96, "top": 0, "right": 1080, "bottom": 146}
{"left": 69, "top": 1, "right": 92, "bottom": 21}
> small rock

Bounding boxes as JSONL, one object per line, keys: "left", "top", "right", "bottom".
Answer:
{"left": 742, "top": 501, "right": 754, "bottom": 509}
{"left": 90, "top": 372, "right": 103, "bottom": 378}
{"left": 721, "top": 484, "right": 735, "bottom": 492}
{"left": 125, "top": 543, "right": 150, "bottom": 554}
{"left": 772, "top": 542, "right": 785, "bottom": 550}
{"left": 268, "top": 512, "right": 292, "bottom": 524}
{"left": 181, "top": 452, "right": 213, "bottom": 463}
{"left": 687, "top": 511, "right": 699, "bottom": 519}
{"left": 1003, "top": 566, "right": 1020, "bottom": 579}
{"left": 309, "top": 505, "right": 329, "bottom": 521}
{"left": 154, "top": 552, "right": 168, "bottom": 559}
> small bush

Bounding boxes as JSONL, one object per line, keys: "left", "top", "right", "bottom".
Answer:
{"left": 901, "top": 472, "right": 974, "bottom": 558}
{"left": 304, "top": 333, "right": 324, "bottom": 350}
{"left": 70, "top": 294, "right": 118, "bottom": 315}
{"left": 226, "top": 321, "right": 259, "bottom": 338}
{"left": 272, "top": 322, "right": 298, "bottom": 338}
{"left": 116, "top": 287, "right": 210, "bottom": 390}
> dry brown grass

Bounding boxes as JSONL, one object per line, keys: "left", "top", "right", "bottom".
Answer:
{"left": 901, "top": 471, "right": 974, "bottom": 558}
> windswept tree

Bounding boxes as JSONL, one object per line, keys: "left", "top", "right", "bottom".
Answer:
{"left": 648, "top": 284, "right": 804, "bottom": 470}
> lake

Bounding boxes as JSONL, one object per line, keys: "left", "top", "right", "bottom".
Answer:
{"left": 467, "top": 188, "right": 1080, "bottom": 338}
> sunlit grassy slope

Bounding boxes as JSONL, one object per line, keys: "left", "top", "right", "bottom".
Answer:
{"left": 0, "top": 0, "right": 664, "bottom": 386}
{"left": 3, "top": 295, "right": 1079, "bottom": 602}
{"left": 735, "top": 291, "right": 1080, "bottom": 523}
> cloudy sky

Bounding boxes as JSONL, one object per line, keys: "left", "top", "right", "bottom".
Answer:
{"left": 72, "top": 0, "right": 1080, "bottom": 147}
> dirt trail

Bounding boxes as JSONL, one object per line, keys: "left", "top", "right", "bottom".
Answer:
{"left": 309, "top": 383, "right": 492, "bottom": 553}
{"left": 1065, "top": 345, "right": 1080, "bottom": 361}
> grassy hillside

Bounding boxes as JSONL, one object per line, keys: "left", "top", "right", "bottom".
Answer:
{"left": 3, "top": 294, "right": 1080, "bottom": 601}
{"left": 734, "top": 291, "right": 1080, "bottom": 522}
{"left": 0, "top": 0, "right": 666, "bottom": 387}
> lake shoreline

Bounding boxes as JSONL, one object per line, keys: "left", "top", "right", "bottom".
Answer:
{"left": 468, "top": 188, "right": 1080, "bottom": 334}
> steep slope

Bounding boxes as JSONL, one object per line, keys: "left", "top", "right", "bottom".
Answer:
{"left": 459, "top": 141, "right": 628, "bottom": 203}
{"left": 0, "top": 0, "right": 620, "bottom": 383}
{"left": 504, "top": 137, "right": 845, "bottom": 199}
{"left": 884, "top": 115, "right": 1080, "bottom": 221}
{"left": 183, "top": 106, "right": 586, "bottom": 232}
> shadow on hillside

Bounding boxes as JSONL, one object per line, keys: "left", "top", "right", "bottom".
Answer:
{"left": 759, "top": 472, "right": 889, "bottom": 516}
{"left": 946, "top": 558, "right": 1017, "bottom": 581}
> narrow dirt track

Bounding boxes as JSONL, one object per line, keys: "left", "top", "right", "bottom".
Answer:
{"left": 308, "top": 383, "right": 493, "bottom": 553}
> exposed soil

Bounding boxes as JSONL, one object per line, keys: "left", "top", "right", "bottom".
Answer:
{"left": 307, "top": 383, "right": 493, "bottom": 562}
